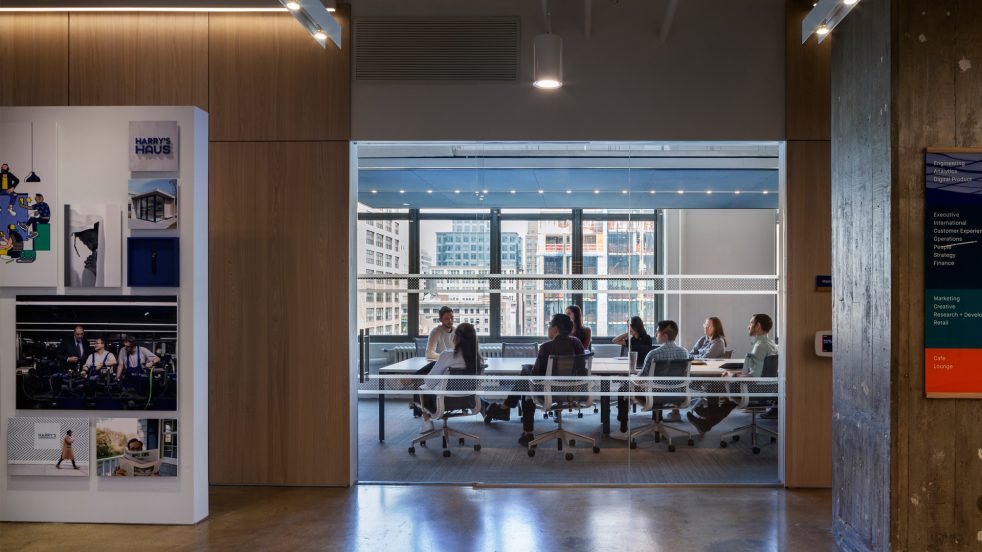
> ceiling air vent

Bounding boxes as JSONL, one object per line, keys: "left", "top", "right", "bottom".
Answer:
{"left": 355, "top": 17, "right": 520, "bottom": 81}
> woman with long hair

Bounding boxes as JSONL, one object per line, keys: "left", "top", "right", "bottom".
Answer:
{"left": 565, "top": 304, "right": 592, "bottom": 349}
{"left": 613, "top": 316, "right": 654, "bottom": 367}
{"left": 690, "top": 316, "right": 727, "bottom": 358}
{"left": 416, "top": 323, "right": 481, "bottom": 433}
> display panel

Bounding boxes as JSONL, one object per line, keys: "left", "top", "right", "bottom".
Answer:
{"left": 96, "top": 418, "right": 178, "bottom": 477}
{"left": 15, "top": 295, "right": 178, "bottom": 410}
{"left": 128, "top": 179, "right": 179, "bottom": 231}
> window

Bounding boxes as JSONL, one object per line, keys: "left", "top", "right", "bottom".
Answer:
{"left": 366, "top": 251, "right": 375, "bottom": 266}
{"left": 375, "top": 234, "right": 383, "bottom": 248}
{"left": 366, "top": 230, "right": 375, "bottom": 246}
{"left": 385, "top": 236, "right": 393, "bottom": 250}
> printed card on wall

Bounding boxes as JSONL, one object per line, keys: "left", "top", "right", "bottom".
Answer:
{"left": 96, "top": 418, "right": 178, "bottom": 477}
{"left": 0, "top": 121, "right": 58, "bottom": 287}
{"left": 7, "top": 417, "right": 90, "bottom": 477}
{"left": 15, "top": 295, "right": 178, "bottom": 411}
{"left": 64, "top": 204, "right": 121, "bottom": 288}
{"left": 128, "top": 179, "right": 179, "bottom": 231}
{"left": 129, "top": 121, "right": 179, "bottom": 172}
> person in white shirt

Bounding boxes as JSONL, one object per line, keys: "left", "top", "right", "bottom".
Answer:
{"left": 117, "top": 335, "right": 160, "bottom": 381}
{"left": 82, "top": 337, "right": 117, "bottom": 379}
{"left": 425, "top": 306, "right": 455, "bottom": 360}
{"left": 416, "top": 322, "right": 482, "bottom": 433}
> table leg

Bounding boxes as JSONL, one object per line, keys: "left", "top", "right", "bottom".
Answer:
{"left": 378, "top": 377, "right": 386, "bottom": 442}
{"left": 601, "top": 380, "right": 610, "bottom": 435}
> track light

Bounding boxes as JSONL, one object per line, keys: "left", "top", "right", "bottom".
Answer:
{"left": 285, "top": 1, "right": 300, "bottom": 10}
{"left": 278, "top": 0, "right": 342, "bottom": 48}
{"left": 533, "top": 34, "right": 563, "bottom": 89}
{"left": 802, "top": 0, "right": 861, "bottom": 43}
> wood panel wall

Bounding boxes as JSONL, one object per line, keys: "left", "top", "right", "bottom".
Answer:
{"left": 0, "top": 8, "right": 352, "bottom": 486}
{"left": 831, "top": 1, "right": 894, "bottom": 550}
{"left": 784, "top": 0, "right": 833, "bottom": 488}
{"left": 892, "top": 0, "right": 982, "bottom": 549}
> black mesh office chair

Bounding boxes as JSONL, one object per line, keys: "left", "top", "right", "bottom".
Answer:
{"left": 628, "top": 358, "right": 694, "bottom": 452}
{"left": 720, "top": 354, "right": 778, "bottom": 454}
{"left": 409, "top": 364, "right": 484, "bottom": 458}
{"left": 414, "top": 337, "right": 428, "bottom": 357}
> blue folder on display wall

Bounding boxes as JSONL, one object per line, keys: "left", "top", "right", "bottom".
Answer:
{"left": 128, "top": 237, "right": 180, "bottom": 287}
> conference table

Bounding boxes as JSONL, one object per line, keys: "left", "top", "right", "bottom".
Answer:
{"left": 373, "top": 357, "right": 743, "bottom": 441}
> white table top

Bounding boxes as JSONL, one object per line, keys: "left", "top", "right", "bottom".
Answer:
{"left": 379, "top": 356, "right": 742, "bottom": 377}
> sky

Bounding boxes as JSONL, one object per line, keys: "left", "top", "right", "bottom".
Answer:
{"left": 128, "top": 179, "right": 177, "bottom": 197}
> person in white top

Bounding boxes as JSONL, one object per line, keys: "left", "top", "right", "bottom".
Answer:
{"left": 425, "top": 306, "right": 455, "bottom": 360}
{"left": 416, "top": 322, "right": 482, "bottom": 433}
{"left": 82, "top": 337, "right": 117, "bottom": 379}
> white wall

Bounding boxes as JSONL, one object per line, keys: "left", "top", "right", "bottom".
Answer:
{"left": 0, "top": 107, "right": 208, "bottom": 524}
{"left": 663, "top": 209, "right": 778, "bottom": 358}
{"left": 351, "top": 0, "right": 786, "bottom": 141}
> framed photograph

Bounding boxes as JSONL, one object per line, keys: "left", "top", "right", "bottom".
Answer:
{"left": 64, "top": 204, "right": 122, "bottom": 288}
{"left": 128, "top": 179, "right": 178, "bottom": 231}
{"left": 127, "top": 237, "right": 179, "bottom": 287}
{"left": 7, "top": 417, "right": 90, "bottom": 477}
{"left": 15, "top": 295, "right": 178, "bottom": 411}
{"left": 96, "top": 418, "right": 178, "bottom": 477}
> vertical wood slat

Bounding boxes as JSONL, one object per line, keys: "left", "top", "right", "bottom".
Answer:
{"left": 893, "top": 0, "right": 982, "bottom": 549}
{"left": 0, "top": 14, "right": 69, "bottom": 106}
{"left": 208, "top": 141, "right": 350, "bottom": 485}
{"left": 208, "top": 10, "right": 350, "bottom": 142}
{"left": 68, "top": 13, "right": 208, "bottom": 109}
{"left": 784, "top": 141, "right": 833, "bottom": 488}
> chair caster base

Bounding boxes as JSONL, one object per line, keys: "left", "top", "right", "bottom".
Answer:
{"left": 565, "top": 453, "right": 574, "bottom": 461}
{"left": 408, "top": 447, "right": 415, "bottom": 455}
{"left": 443, "top": 450, "right": 451, "bottom": 458}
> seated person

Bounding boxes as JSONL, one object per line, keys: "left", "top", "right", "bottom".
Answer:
{"left": 117, "top": 335, "right": 160, "bottom": 382}
{"left": 686, "top": 313, "right": 778, "bottom": 434}
{"left": 611, "top": 320, "right": 690, "bottom": 439}
{"left": 566, "top": 305, "right": 592, "bottom": 349}
{"left": 415, "top": 323, "right": 482, "bottom": 433}
{"left": 612, "top": 316, "right": 653, "bottom": 368}
{"left": 690, "top": 316, "right": 727, "bottom": 358}
{"left": 484, "top": 313, "right": 584, "bottom": 447}
{"left": 425, "top": 306, "right": 455, "bottom": 361}
{"left": 82, "top": 338, "right": 117, "bottom": 377}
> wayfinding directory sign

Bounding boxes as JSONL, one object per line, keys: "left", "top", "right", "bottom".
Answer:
{"left": 924, "top": 148, "right": 982, "bottom": 398}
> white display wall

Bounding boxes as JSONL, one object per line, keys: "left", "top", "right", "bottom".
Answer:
{"left": 0, "top": 106, "right": 208, "bottom": 524}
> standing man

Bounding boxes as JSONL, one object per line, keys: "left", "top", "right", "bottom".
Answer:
{"left": 117, "top": 335, "right": 160, "bottom": 381}
{"left": 686, "top": 313, "right": 779, "bottom": 433}
{"left": 611, "top": 320, "right": 691, "bottom": 439}
{"left": 425, "top": 306, "right": 455, "bottom": 360}
{"left": 18, "top": 193, "right": 50, "bottom": 238}
{"left": 58, "top": 325, "right": 92, "bottom": 373}
{"left": 1, "top": 163, "right": 19, "bottom": 216}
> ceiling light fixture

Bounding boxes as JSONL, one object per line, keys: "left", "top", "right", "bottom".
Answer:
{"left": 594, "top": 190, "right": 600, "bottom": 194}
{"left": 763, "top": 190, "right": 769, "bottom": 195}
{"left": 285, "top": 1, "right": 300, "bottom": 10}
{"left": 566, "top": 190, "right": 572, "bottom": 194}
{"left": 324, "top": 0, "right": 337, "bottom": 12}
{"left": 649, "top": 190, "right": 656, "bottom": 195}
{"left": 677, "top": 190, "right": 684, "bottom": 194}
{"left": 734, "top": 190, "right": 741, "bottom": 195}
{"left": 538, "top": 189, "right": 545, "bottom": 194}
{"left": 533, "top": 33, "right": 563, "bottom": 89}
{"left": 803, "top": 0, "right": 860, "bottom": 43}
{"left": 278, "top": 0, "right": 342, "bottom": 48}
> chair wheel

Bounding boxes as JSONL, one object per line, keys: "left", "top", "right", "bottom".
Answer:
{"left": 569, "top": 439, "right": 576, "bottom": 447}
{"left": 543, "top": 413, "right": 549, "bottom": 420}
{"left": 630, "top": 440, "right": 637, "bottom": 450}
{"left": 565, "top": 453, "right": 574, "bottom": 461}
{"left": 528, "top": 449, "right": 536, "bottom": 457}
{"left": 687, "top": 439, "right": 695, "bottom": 447}
{"left": 458, "top": 437, "right": 465, "bottom": 445}
{"left": 770, "top": 436, "right": 777, "bottom": 443}
{"left": 720, "top": 441, "right": 728, "bottom": 448}
{"left": 577, "top": 412, "right": 583, "bottom": 418}
{"left": 408, "top": 447, "right": 415, "bottom": 455}
{"left": 667, "top": 445, "right": 676, "bottom": 452}
{"left": 732, "top": 435, "right": 740, "bottom": 442}
{"left": 592, "top": 446, "right": 600, "bottom": 454}
{"left": 594, "top": 407, "right": 598, "bottom": 414}
{"left": 443, "top": 450, "right": 451, "bottom": 458}
{"left": 474, "top": 444, "right": 481, "bottom": 451}
{"left": 654, "top": 434, "right": 661, "bottom": 443}
{"left": 420, "top": 441, "right": 427, "bottom": 447}
{"left": 752, "top": 447, "right": 761, "bottom": 455}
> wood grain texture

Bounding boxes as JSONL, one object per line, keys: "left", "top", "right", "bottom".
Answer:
{"left": 209, "top": 141, "right": 350, "bottom": 485}
{"left": 830, "top": 0, "right": 892, "bottom": 550}
{"left": 785, "top": 0, "right": 831, "bottom": 141}
{"left": 893, "top": 0, "right": 982, "bottom": 549}
{"left": 0, "top": 14, "right": 69, "bottom": 106}
{"left": 208, "top": 7, "right": 350, "bottom": 142}
{"left": 784, "top": 140, "right": 832, "bottom": 488}
{"left": 68, "top": 13, "right": 208, "bottom": 108}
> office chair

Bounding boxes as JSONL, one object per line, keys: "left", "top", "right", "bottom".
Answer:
{"left": 414, "top": 337, "right": 429, "bottom": 357}
{"left": 409, "top": 364, "right": 483, "bottom": 457}
{"left": 720, "top": 354, "right": 779, "bottom": 454}
{"left": 527, "top": 354, "right": 600, "bottom": 460}
{"left": 501, "top": 342, "right": 537, "bottom": 358}
{"left": 723, "top": 349, "right": 734, "bottom": 359}
{"left": 628, "top": 358, "right": 694, "bottom": 452}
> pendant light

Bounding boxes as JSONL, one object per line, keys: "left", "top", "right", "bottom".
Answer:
{"left": 533, "top": 33, "right": 563, "bottom": 89}
{"left": 25, "top": 122, "right": 40, "bottom": 182}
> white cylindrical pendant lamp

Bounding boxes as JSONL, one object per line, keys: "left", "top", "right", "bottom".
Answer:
{"left": 533, "top": 33, "right": 563, "bottom": 89}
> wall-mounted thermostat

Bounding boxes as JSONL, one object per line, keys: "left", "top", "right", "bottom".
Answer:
{"left": 814, "top": 331, "right": 832, "bottom": 357}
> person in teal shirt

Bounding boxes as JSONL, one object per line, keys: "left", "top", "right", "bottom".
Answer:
{"left": 686, "top": 313, "right": 777, "bottom": 433}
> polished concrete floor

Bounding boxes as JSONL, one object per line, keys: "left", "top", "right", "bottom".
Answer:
{"left": 1, "top": 485, "right": 835, "bottom": 552}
